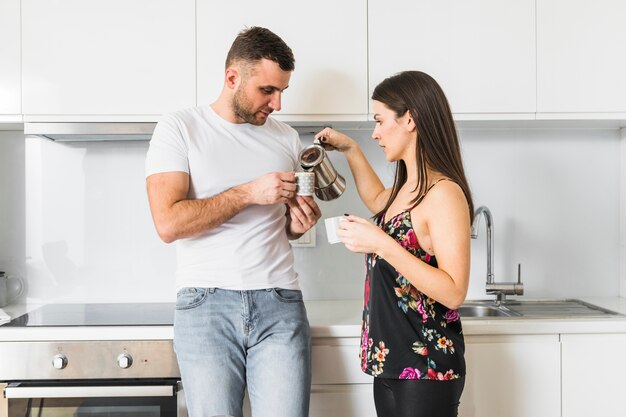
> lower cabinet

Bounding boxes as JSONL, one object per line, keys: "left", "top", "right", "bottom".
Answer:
{"left": 561, "top": 333, "right": 626, "bottom": 417}
{"left": 309, "top": 334, "right": 562, "bottom": 417}
{"left": 461, "top": 334, "right": 561, "bottom": 417}
{"left": 245, "top": 331, "right": 626, "bottom": 416}
{"left": 309, "top": 337, "right": 375, "bottom": 417}
{"left": 310, "top": 384, "right": 376, "bottom": 417}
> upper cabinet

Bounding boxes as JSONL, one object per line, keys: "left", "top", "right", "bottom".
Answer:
{"left": 4, "top": 1, "right": 625, "bottom": 124}
{"left": 21, "top": 0, "right": 196, "bottom": 120}
{"left": 537, "top": 0, "right": 626, "bottom": 115}
{"left": 196, "top": 0, "right": 368, "bottom": 121}
{"left": 0, "top": 0, "right": 21, "bottom": 118}
{"left": 368, "top": 0, "right": 536, "bottom": 118}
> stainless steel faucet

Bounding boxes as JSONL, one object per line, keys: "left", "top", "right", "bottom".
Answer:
{"left": 471, "top": 206, "right": 524, "bottom": 304}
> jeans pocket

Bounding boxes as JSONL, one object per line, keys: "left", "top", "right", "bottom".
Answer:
{"left": 271, "top": 288, "right": 304, "bottom": 303}
{"left": 175, "top": 287, "right": 208, "bottom": 310}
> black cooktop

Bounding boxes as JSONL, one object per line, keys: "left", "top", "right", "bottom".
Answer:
{"left": 1, "top": 303, "right": 175, "bottom": 327}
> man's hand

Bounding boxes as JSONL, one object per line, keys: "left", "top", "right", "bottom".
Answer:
{"left": 286, "top": 196, "right": 321, "bottom": 238}
{"left": 244, "top": 172, "right": 297, "bottom": 205}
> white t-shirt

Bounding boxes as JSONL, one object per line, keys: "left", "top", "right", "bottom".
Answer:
{"left": 145, "top": 106, "right": 302, "bottom": 291}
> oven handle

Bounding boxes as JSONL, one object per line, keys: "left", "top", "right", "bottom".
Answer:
{"left": 4, "top": 384, "right": 176, "bottom": 399}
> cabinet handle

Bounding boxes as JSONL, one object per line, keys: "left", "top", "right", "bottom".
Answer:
{"left": 4, "top": 384, "right": 176, "bottom": 399}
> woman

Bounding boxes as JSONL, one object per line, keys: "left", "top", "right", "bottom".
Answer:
{"left": 315, "top": 71, "right": 473, "bottom": 417}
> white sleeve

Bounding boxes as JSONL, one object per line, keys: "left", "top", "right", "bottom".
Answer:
{"left": 145, "top": 114, "right": 189, "bottom": 177}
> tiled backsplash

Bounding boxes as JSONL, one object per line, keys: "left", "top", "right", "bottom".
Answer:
{"left": 0, "top": 127, "right": 620, "bottom": 304}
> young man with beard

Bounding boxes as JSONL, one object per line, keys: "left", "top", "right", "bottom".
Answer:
{"left": 145, "top": 27, "right": 321, "bottom": 417}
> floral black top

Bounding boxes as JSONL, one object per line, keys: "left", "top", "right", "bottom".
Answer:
{"left": 359, "top": 210, "right": 465, "bottom": 380}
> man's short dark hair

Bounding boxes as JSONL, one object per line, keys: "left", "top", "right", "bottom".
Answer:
{"left": 225, "top": 26, "right": 295, "bottom": 72}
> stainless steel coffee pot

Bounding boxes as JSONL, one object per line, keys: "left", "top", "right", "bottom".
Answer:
{"left": 298, "top": 140, "right": 346, "bottom": 201}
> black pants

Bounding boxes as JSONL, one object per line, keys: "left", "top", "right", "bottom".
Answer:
{"left": 373, "top": 376, "right": 465, "bottom": 417}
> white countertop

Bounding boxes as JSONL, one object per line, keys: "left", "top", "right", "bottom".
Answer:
{"left": 308, "top": 297, "right": 626, "bottom": 337}
{"left": 2, "top": 297, "right": 626, "bottom": 342}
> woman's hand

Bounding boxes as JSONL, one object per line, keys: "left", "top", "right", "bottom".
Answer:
{"left": 314, "top": 127, "right": 357, "bottom": 153}
{"left": 337, "top": 214, "right": 394, "bottom": 255}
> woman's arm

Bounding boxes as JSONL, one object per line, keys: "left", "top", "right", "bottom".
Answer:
{"left": 339, "top": 181, "right": 471, "bottom": 309}
{"left": 315, "top": 128, "right": 390, "bottom": 214}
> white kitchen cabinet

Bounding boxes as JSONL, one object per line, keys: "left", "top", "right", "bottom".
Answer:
{"left": 368, "top": 0, "right": 536, "bottom": 118}
{"left": 196, "top": 0, "right": 368, "bottom": 121}
{"left": 309, "top": 334, "right": 562, "bottom": 417}
{"left": 537, "top": 0, "right": 626, "bottom": 115}
{"left": 311, "top": 338, "right": 372, "bottom": 385}
{"left": 309, "top": 337, "right": 375, "bottom": 416}
{"left": 310, "top": 385, "right": 376, "bottom": 417}
{"left": 460, "top": 335, "right": 561, "bottom": 417}
{"left": 21, "top": 0, "right": 195, "bottom": 120}
{"left": 561, "top": 333, "right": 626, "bottom": 416}
{"left": 241, "top": 338, "right": 375, "bottom": 417}
{"left": 242, "top": 386, "right": 375, "bottom": 417}
{"left": 0, "top": 0, "right": 21, "bottom": 118}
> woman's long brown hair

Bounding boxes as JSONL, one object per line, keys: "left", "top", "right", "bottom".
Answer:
{"left": 372, "top": 71, "right": 474, "bottom": 222}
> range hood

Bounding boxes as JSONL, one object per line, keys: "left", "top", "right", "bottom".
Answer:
{"left": 24, "top": 122, "right": 157, "bottom": 142}
{"left": 24, "top": 121, "right": 372, "bottom": 142}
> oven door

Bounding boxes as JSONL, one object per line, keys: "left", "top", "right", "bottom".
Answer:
{"left": 0, "top": 379, "right": 186, "bottom": 417}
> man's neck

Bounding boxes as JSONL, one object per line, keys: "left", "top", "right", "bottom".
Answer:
{"left": 210, "top": 97, "right": 241, "bottom": 124}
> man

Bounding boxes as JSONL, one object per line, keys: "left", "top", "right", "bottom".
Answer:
{"left": 145, "top": 27, "right": 320, "bottom": 417}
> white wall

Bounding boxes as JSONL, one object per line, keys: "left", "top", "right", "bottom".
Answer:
{"left": 0, "top": 131, "right": 25, "bottom": 295}
{"left": 461, "top": 128, "right": 620, "bottom": 299}
{"left": 4, "top": 127, "right": 620, "bottom": 304}
{"left": 302, "top": 127, "right": 621, "bottom": 301}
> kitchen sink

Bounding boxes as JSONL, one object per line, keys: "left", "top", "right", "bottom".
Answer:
{"left": 457, "top": 303, "right": 517, "bottom": 318}
{"left": 501, "top": 299, "right": 622, "bottom": 317}
{"left": 458, "top": 299, "right": 623, "bottom": 319}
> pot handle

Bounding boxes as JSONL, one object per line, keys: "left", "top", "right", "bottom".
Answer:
{"left": 313, "top": 137, "right": 336, "bottom": 151}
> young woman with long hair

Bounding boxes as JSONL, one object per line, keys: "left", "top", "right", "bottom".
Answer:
{"left": 315, "top": 71, "right": 474, "bottom": 417}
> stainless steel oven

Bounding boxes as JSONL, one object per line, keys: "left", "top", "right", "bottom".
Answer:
{"left": 1, "top": 380, "right": 183, "bottom": 417}
{"left": 0, "top": 304, "right": 186, "bottom": 417}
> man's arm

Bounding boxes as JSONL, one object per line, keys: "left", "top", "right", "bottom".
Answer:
{"left": 147, "top": 171, "right": 297, "bottom": 243}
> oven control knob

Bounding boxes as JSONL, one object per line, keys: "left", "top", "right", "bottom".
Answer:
{"left": 52, "top": 353, "right": 68, "bottom": 369}
{"left": 117, "top": 353, "right": 133, "bottom": 369}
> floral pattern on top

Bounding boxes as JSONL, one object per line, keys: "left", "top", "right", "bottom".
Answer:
{"left": 359, "top": 211, "right": 466, "bottom": 381}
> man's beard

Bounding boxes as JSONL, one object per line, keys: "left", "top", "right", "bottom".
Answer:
{"left": 232, "top": 88, "right": 270, "bottom": 126}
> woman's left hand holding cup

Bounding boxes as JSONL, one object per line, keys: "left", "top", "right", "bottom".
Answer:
{"left": 338, "top": 215, "right": 393, "bottom": 255}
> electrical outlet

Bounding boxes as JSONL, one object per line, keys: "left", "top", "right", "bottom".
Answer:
{"left": 290, "top": 226, "right": 316, "bottom": 247}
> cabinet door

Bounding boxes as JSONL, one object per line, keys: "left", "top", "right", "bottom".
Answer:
{"left": 309, "top": 338, "right": 375, "bottom": 416}
{"left": 537, "top": 0, "right": 626, "bottom": 113}
{"left": 0, "top": 0, "right": 21, "bottom": 116}
{"left": 461, "top": 335, "right": 561, "bottom": 417}
{"left": 196, "top": 0, "right": 368, "bottom": 120}
{"left": 561, "top": 334, "right": 626, "bottom": 417}
{"left": 310, "top": 384, "right": 376, "bottom": 417}
{"left": 311, "top": 338, "right": 372, "bottom": 385}
{"left": 369, "top": 0, "right": 536, "bottom": 116}
{"left": 242, "top": 384, "right": 376, "bottom": 417}
{"left": 22, "top": 0, "right": 195, "bottom": 118}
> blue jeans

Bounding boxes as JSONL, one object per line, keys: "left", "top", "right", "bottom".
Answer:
{"left": 174, "top": 287, "right": 312, "bottom": 417}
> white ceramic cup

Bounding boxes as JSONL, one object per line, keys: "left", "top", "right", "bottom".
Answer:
{"left": 295, "top": 171, "right": 315, "bottom": 196}
{"left": 324, "top": 216, "right": 347, "bottom": 244}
